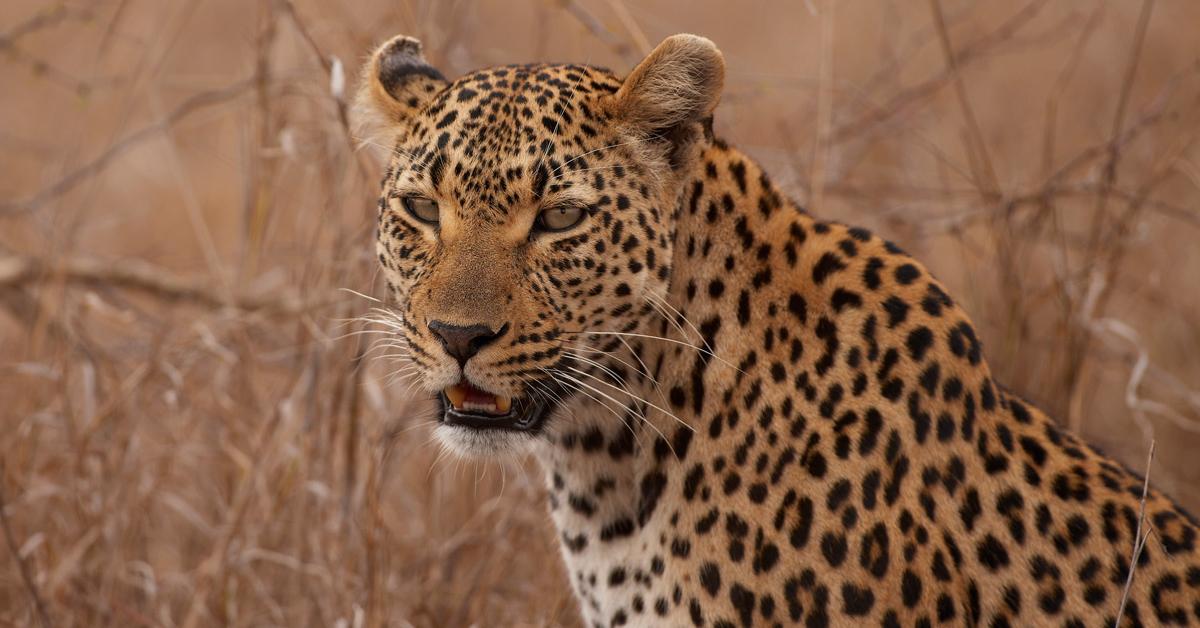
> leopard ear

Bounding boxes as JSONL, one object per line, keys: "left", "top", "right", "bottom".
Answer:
{"left": 354, "top": 35, "right": 448, "bottom": 136}
{"left": 613, "top": 34, "right": 725, "bottom": 132}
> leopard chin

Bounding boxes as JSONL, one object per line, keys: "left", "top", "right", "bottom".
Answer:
{"left": 433, "top": 422, "right": 539, "bottom": 459}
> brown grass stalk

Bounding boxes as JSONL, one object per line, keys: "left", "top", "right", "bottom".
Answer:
{"left": 1114, "top": 440, "right": 1155, "bottom": 627}
{"left": 0, "top": 466, "right": 53, "bottom": 628}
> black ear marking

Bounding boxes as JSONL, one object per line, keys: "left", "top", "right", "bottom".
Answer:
{"left": 377, "top": 37, "right": 445, "bottom": 97}
{"left": 354, "top": 34, "right": 449, "bottom": 131}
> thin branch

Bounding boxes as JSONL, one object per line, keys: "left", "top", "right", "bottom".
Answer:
{"left": 0, "top": 78, "right": 254, "bottom": 215}
{"left": 0, "top": 6, "right": 111, "bottom": 96}
{"left": 1084, "top": 0, "right": 1157, "bottom": 258}
{"left": 0, "top": 256, "right": 330, "bottom": 314}
{"left": 929, "top": 0, "right": 999, "bottom": 195}
{"left": 0, "top": 4, "right": 78, "bottom": 48}
{"left": 556, "top": 0, "right": 637, "bottom": 63}
{"left": 848, "top": 181, "right": 1200, "bottom": 236}
{"left": 1040, "top": 4, "right": 1105, "bottom": 179}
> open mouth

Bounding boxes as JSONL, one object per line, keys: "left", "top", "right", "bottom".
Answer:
{"left": 439, "top": 380, "right": 549, "bottom": 431}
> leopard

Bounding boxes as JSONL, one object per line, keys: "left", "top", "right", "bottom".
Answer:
{"left": 354, "top": 32, "right": 1200, "bottom": 627}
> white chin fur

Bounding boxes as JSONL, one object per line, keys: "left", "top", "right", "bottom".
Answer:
{"left": 434, "top": 423, "right": 536, "bottom": 459}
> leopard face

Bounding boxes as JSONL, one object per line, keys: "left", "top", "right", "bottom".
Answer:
{"left": 359, "top": 36, "right": 722, "bottom": 457}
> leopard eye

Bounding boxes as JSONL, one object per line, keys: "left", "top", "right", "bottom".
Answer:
{"left": 535, "top": 205, "right": 585, "bottom": 232}
{"left": 401, "top": 196, "right": 439, "bottom": 224}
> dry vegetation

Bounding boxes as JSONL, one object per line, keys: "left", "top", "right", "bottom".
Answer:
{"left": 1, "top": 1, "right": 1198, "bottom": 626}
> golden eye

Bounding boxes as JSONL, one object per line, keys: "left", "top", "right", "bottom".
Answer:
{"left": 401, "top": 196, "right": 439, "bottom": 224}
{"left": 535, "top": 205, "right": 585, "bottom": 232}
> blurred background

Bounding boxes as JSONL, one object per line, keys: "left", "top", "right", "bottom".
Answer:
{"left": 1, "top": 1, "right": 1198, "bottom": 626}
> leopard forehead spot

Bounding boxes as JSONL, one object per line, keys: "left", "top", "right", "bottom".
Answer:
{"left": 359, "top": 34, "right": 1200, "bottom": 627}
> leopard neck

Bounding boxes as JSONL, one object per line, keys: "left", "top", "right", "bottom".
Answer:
{"left": 530, "top": 139, "right": 783, "bottom": 565}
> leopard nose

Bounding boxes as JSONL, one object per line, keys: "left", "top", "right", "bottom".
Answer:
{"left": 427, "top": 320, "right": 508, "bottom": 366}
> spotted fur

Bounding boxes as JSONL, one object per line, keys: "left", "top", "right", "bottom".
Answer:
{"left": 357, "top": 34, "right": 1200, "bottom": 627}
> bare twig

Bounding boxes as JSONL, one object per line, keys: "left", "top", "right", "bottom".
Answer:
{"left": 905, "top": 181, "right": 1200, "bottom": 235}
{"left": 808, "top": 0, "right": 836, "bottom": 215}
{"left": 1092, "top": 0, "right": 1157, "bottom": 230}
{"left": 1066, "top": 0, "right": 1158, "bottom": 425}
{"left": 1114, "top": 440, "right": 1155, "bottom": 627}
{"left": 830, "top": 0, "right": 1050, "bottom": 143}
{"left": 0, "top": 256, "right": 328, "bottom": 314}
{"left": 0, "top": 5, "right": 109, "bottom": 96}
{"left": 1090, "top": 317, "right": 1200, "bottom": 436}
{"left": 0, "top": 4, "right": 82, "bottom": 48}
{"left": 556, "top": 0, "right": 637, "bottom": 63}
{"left": 1040, "top": 61, "right": 1196, "bottom": 192}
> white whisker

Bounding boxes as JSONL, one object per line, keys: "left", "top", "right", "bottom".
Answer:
{"left": 561, "top": 365, "right": 691, "bottom": 434}
{"left": 564, "top": 330, "right": 742, "bottom": 373}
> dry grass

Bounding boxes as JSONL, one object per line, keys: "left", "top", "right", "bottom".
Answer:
{"left": 1, "top": 1, "right": 1199, "bottom": 625}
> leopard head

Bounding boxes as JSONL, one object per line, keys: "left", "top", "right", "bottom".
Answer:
{"left": 356, "top": 34, "right": 725, "bottom": 456}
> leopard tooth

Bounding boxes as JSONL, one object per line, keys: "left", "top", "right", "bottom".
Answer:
{"left": 495, "top": 396, "right": 512, "bottom": 413}
{"left": 444, "top": 385, "right": 467, "bottom": 410}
